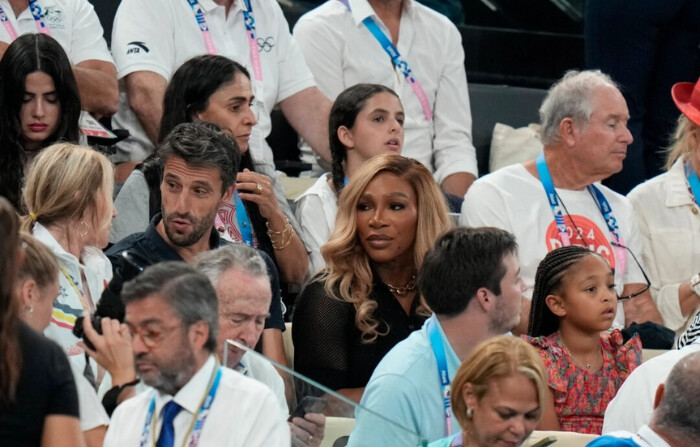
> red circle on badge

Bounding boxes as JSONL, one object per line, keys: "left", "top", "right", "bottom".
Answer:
{"left": 544, "top": 215, "right": 615, "bottom": 269}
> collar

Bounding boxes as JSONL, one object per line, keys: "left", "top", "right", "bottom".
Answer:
{"left": 234, "top": 352, "right": 249, "bottom": 375}
{"left": 196, "top": 0, "right": 221, "bottom": 13}
{"left": 664, "top": 157, "right": 696, "bottom": 208}
{"left": 143, "top": 214, "right": 225, "bottom": 262}
{"left": 425, "top": 314, "right": 460, "bottom": 379}
{"left": 634, "top": 425, "right": 671, "bottom": 447}
{"left": 32, "top": 222, "right": 80, "bottom": 265}
{"left": 347, "top": 0, "right": 412, "bottom": 27}
{"left": 155, "top": 355, "right": 217, "bottom": 416}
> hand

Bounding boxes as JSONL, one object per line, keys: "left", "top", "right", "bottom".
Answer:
{"left": 78, "top": 315, "right": 136, "bottom": 385}
{"left": 235, "top": 169, "right": 281, "bottom": 221}
{"left": 289, "top": 412, "right": 325, "bottom": 447}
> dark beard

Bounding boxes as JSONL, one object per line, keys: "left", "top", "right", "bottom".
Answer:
{"left": 162, "top": 208, "right": 217, "bottom": 247}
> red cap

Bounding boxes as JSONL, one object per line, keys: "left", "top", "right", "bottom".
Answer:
{"left": 672, "top": 77, "right": 700, "bottom": 127}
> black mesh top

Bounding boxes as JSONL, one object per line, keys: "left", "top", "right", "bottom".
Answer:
{"left": 292, "top": 276, "right": 426, "bottom": 391}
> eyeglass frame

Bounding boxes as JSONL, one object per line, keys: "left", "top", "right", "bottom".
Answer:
{"left": 610, "top": 241, "right": 651, "bottom": 301}
{"left": 127, "top": 322, "right": 184, "bottom": 349}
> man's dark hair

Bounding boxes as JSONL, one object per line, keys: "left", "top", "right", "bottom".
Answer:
{"left": 157, "top": 121, "right": 240, "bottom": 193}
{"left": 121, "top": 261, "right": 219, "bottom": 352}
{"left": 417, "top": 227, "right": 518, "bottom": 317}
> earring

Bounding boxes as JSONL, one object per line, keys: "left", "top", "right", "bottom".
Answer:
{"left": 24, "top": 305, "right": 33, "bottom": 314}
{"left": 466, "top": 408, "right": 473, "bottom": 419}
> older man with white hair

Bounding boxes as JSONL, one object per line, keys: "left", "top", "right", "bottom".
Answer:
{"left": 460, "top": 70, "right": 663, "bottom": 335}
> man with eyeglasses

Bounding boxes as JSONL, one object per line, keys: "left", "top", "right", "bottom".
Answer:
{"left": 103, "top": 261, "right": 289, "bottom": 446}
{"left": 460, "top": 70, "right": 663, "bottom": 336}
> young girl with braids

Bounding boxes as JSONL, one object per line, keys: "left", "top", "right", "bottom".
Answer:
{"left": 295, "top": 84, "right": 404, "bottom": 274}
{"left": 524, "top": 245, "right": 642, "bottom": 435}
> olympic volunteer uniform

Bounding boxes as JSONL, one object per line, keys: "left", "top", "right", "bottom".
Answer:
{"left": 293, "top": 0, "right": 477, "bottom": 184}
{"left": 460, "top": 163, "right": 647, "bottom": 329}
{"left": 111, "top": 0, "right": 316, "bottom": 164}
{"left": 104, "top": 356, "right": 290, "bottom": 446}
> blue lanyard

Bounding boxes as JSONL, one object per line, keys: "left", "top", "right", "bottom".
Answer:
{"left": 336, "top": 0, "right": 432, "bottom": 121}
{"left": 343, "top": 176, "right": 349, "bottom": 186}
{"left": 685, "top": 160, "right": 700, "bottom": 206}
{"left": 536, "top": 152, "right": 626, "bottom": 273}
{"left": 234, "top": 190, "right": 254, "bottom": 246}
{"left": 427, "top": 317, "right": 452, "bottom": 436}
{"left": 140, "top": 365, "right": 222, "bottom": 447}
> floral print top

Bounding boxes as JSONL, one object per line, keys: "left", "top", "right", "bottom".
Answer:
{"left": 523, "top": 330, "right": 642, "bottom": 434}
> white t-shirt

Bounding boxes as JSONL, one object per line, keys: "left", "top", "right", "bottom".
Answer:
{"left": 294, "top": 173, "right": 338, "bottom": 275}
{"left": 0, "top": 0, "right": 113, "bottom": 65}
{"left": 111, "top": 0, "right": 316, "bottom": 163}
{"left": 293, "top": 0, "right": 477, "bottom": 184}
{"left": 104, "top": 356, "right": 290, "bottom": 446}
{"left": 602, "top": 338, "right": 700, "bottom": 435}
{"left": 69, "top": 362, "right": 110, "bottom": 431}
{"left": 460, "top": 164, "right": 647, "bottom": 329}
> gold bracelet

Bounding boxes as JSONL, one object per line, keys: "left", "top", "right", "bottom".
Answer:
{"left": 266, "top": 216, "right": 292, "bottom": 238}
{"left": 270, "top": 227, "right": 294, "bottom": 250}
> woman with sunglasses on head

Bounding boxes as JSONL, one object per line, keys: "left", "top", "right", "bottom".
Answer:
{"left": 0, "top": 197, "right": 84, "bottom": 447}
{"left": 0, "top": 33, "right": 81, "bottom": 211}
{"left": 628, "top": 77, "right": 700, "bottom": 345}
{"left": 525, "top": 245, "right": 642, "bottom": 434}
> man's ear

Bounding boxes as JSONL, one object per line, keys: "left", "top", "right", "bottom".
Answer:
{"left": 652, "top": 383, "right": 665, "bottom": 410}
{"left": 474, "top": 286, "right": 493, "bottom": 313}
{"left": 221, "top": 184, "right": 235, "bottom": 205}
{"left": 545, "top": 294, "right": 567, "bottom": 318}
{"left": 558, "top": 117, "right": 578, "bottom": 147}
{"left": 188, "top": 320, "right": 210, "bottom": 351}
{"left": 337, "top": 125, "right": 355, "bottom": 150}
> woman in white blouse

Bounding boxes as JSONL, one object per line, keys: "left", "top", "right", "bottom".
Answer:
{"left": 628, "top": 77, "right": 700, "bottom": 340}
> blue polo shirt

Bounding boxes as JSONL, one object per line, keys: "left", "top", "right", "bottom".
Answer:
{"left": 348, "top": 315, "right": 460, "bottom": 447}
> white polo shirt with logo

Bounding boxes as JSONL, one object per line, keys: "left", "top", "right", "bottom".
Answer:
{"left": 111, "top": 0, "right": 316, "bottom": 163}
{"left": 0, "top": 0, "right": 113, "bottom": 65}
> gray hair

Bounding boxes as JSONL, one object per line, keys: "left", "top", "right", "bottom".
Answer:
{"left": 121, "top": 261, "right": 219, "bottom": 352}
{"left": 195, "top": 244, "right": 269, "bottom": 286}
{"left": 157, "top": 121, "right": 241, "bottom": 193}
{"left": 652, "top": 352, "right": 700, "bottom": 443}
{"left": 539, "top": 70, "right": 619, "bottom": 146}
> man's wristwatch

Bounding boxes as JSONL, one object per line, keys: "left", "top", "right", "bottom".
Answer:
{"left": 690, "top": 273, "right": 700, "bottom": 297}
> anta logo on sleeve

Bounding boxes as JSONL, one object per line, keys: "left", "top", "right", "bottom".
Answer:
{"left": 126, "top": 41, "right": 150, "bottom": 54}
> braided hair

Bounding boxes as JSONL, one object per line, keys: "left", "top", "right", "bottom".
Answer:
{"left": 528, "top": 245, "right": 602, "bottom": 337}
{"left": 329, "top": 84, "right": 400, "bottom": 195}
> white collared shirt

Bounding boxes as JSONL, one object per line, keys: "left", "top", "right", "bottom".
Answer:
{"left": 627, "top": 158, "right": 700, "bottom": 334}
{"left": 111, "top": 0, "right": 316, "bottom": 163}
{"left": 293, "top": 0, "right": 478, "bottom": 184}
{"left": 0, "top": 0, "right": 113, "bottom": 65}
{"left": 294, "top": 173, "right": 337, "bottom": 275}
{"left": 104, "top": 356, "right": 290, "bottom": 446}
{"left": 603, "top": 338, "right": 700, "bottom": 434}
{"left": 235, "top": 351, "right": 288, "bottom": 416}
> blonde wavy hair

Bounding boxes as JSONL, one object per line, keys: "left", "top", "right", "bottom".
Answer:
{"left": 452, "top": 336, "right": 547, "bottom": 435}
{"left": 20, "top": 143, "right": 114, "bottom": 240}
{"left": 320, "top": 154, "right": 451, "bottom": 343}
{"left": 665, "top": 115, "right": 700, "bottom": 171}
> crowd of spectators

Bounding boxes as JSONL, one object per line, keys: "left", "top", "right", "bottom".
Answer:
{"left": 1, "top": 1, "right": 700, "bottom": 447}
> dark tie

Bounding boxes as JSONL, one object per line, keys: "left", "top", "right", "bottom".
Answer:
{"left": 156, "top": 400, "right": 182, "bottom": 447}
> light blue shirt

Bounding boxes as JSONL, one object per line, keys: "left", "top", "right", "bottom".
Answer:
{"left": 347, "top": 315, "right": 461, "bottom": 447}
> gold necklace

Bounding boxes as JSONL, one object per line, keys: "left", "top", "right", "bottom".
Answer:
{"left": 558, "top": 333, "right": 600, "bottom": 370}
{"left": 383, "top": 274, "right": 417, "bottom": 296}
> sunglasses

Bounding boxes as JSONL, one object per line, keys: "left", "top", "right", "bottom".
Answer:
{"left": 611, "top": 241, "right": 651, "bottom": 301}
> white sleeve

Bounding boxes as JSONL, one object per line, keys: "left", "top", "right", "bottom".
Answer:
{"left": 239, "top": 388, "right": 291, "bottom": 447}
{"left": 70, "top": 363, "right": 110, "bottom": 431}
{"left": 110, "top": 170, "right": 151, "bottom": 243}
{"left": 269, "top": 0, "right": 316, "bottom": 102}
{"left": 69, "top": 0, "right": 114, "bottom": 65}
{"left": 293, "top": 12, "right": 345, "bottom": 101}
{"left": 111, "top": 0, "right": 174, "bottom": 80}
{"left": 295, "top": 193, "right": 330, "bottom": 275}
{"left": 459, "top": 179, "right": 512, "bottom": 231}
{"left": 430, "top": 23, "right": 478, "bottom": 183}
{"left": 602, "top": 363, "right": 658, "bottom": 434}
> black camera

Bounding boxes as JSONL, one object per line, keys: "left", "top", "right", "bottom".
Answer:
{"left": 72, "top": 251, "right": 150, "bottom": 351}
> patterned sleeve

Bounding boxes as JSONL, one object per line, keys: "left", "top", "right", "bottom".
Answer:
{"left": 522, "top": 334, "right": 568, "bottom": 393}
{"left": 606, "top": 329, "right": 642, "bottom": 377}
